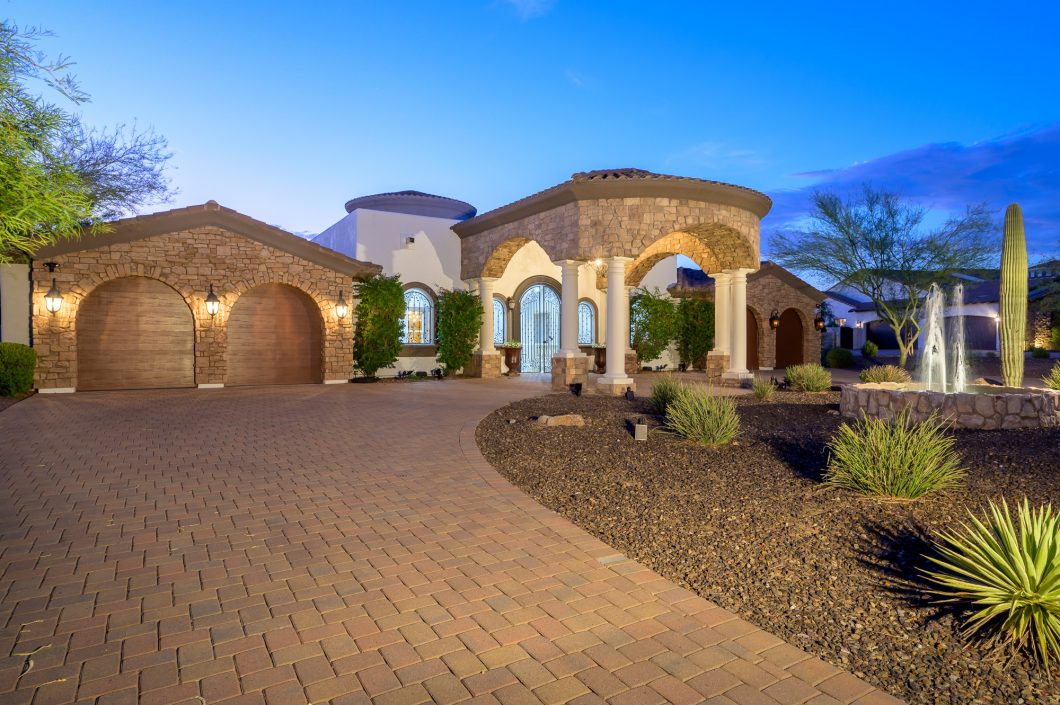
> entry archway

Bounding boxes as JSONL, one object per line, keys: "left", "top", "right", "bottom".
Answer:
{"left": 518, "top": 283, "right": 560, "bottom": 373}
{"left": 227, "top": 283, "right": 323, "bottom": 385}
{"left": 77, "top": 276, "right": 195, "bottom": 391}
{"left": 775, "top": 308, "right": 804, "bottom": 368}
{"left": 746, "top": 307, "right": 760, "bottom": 370}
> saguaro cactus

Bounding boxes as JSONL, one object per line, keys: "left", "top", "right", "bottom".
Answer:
{"left": 999, "top": 203, "right": 1028, "bottom": 387}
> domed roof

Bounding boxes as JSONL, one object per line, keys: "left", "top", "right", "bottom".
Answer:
{"left": 343, "top": 190, "right": 477, "bottom": 220}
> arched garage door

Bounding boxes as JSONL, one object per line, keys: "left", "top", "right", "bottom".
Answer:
{"left": 775, "top": 308, "right": 804, "bottom": 369}
{"left": 77, "top": 277, "right": 195, "bottom": 391}
{"left": 227, "top": 283, "right": 323, "bottom": 386}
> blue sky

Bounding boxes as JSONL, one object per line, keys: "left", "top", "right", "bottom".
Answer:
{"left": 6, "top": 1, "right": 1060, "bottom": 260}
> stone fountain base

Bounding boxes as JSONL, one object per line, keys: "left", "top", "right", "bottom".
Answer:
{"left": 840, "top": 383, "right": 1060, "bottom": 430}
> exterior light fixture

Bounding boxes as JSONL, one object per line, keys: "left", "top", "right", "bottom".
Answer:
{"left": 769, "top": 309, "right": 781, "bottom": 330}
{"left": 854, "top": 320, "right": 864, "bottom": 329}
{"left": 335, "top": 290, "right": 348, "bottom": 319}
{"left": 634, "top": 416, "right": 648, "bottom": 442}
{"left": 814, "top": 315, "right": 826, "bottom": 331}
{"left": 205, "top": 284, "right": 220, "bottom": 317}
{"left": 43, "top": 262, "right": 62, "bottom": 313}
{"left": 835, "top": 317, "right": 847, "bottom": 328}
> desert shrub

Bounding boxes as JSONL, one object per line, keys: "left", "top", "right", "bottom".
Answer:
{"left": 1044, "top": 362, "right": 1060, "bottom": 391}
{"left": 675, "top": 298, "right": 714, "bottom": 369}
{"left": 436, "top": 289, "right": 483, "bottom": 375}
{"left": 1053, "top": 325, "right": 1060, "bottom": 351}
{"left": 1030, "top": 346, "right": 1050, "bottom": 359}
{"left": 825, "top": 347, "right": 854, "bottom": 368}
{"left": 825, "top": 410, "right": 964, "bottom": 499}
{"left": 0, "top": 343, "right": 36, "bottom": 396}
{"left": 665, "top": 385, "right": 739, "bottom": 446}
{"left": 785, "top": 363, "right": 832, "bottom": 392}
{"left": 630, "top": 288, "right": 678, "bottom": 363}
{"left": 861, "top": 340, "right": 879, "bottom": 358}
{"left": 923, "top": 498, "right": 1060, "bottom": 670}
{"left": 751, "top": 378, "right": 775, "bottom": 401}
{"left": 353, "top": 274, "right": 404, "bottom": 378}
{"left": 859, "top": 365, "right": 912, "bottom": 384}
{"left": 650, "top": 375, "right": 681, "bottom": 414}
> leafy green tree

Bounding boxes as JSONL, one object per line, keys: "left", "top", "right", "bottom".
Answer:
{"left": 436, "top": 289, "right": 483, "bottom": 375}
{"left": 770, "top": 186, "right": 995, "bottom": 367}
{"left": 353, "top": 274, "right": 404, "bottom": 378}
{"left": 676, "top": 298, "right": 714, "bottom": 369}
{"left": 630, "top": 287, "right": 678, "bottom": 363}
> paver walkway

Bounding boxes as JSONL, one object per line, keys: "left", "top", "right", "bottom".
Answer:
{"left": 0, "top": 382, "right": 901, "bottom": 705}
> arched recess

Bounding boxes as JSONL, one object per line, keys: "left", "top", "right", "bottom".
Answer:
{"left": 746, "top": 307, "right": 760, "bottom": 371}
{"left": 775, "top": 308, "right": 805, "bottom": 369}
{"left": 77, "top": 276, "right": 195, "bottom": 391}
{"left": 227, "top": 283, "right": 323, "bottom": 385}
{"left": 513, "top": 276, "right": 561, "bottom": 373}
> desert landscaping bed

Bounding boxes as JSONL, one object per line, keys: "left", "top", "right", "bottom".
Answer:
{"left": 477, "top": 390, "right": 1060, "bottom": 705}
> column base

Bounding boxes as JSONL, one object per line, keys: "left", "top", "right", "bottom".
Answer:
{"left": 705, "top": 353, "right": 729, "bottom": 384}
{"left": 596, "top": 376, "right": 636, "bottom": 396}
{"left": 624, "top": 351, "right": 639, "bottom": 375}
{"left": 721, "top": 370, "right": 753, "bottom": 388}
{"left": 467, "top": 352, "right": 502, "bottom": 378}
{"left": 551, "top": 354, "right": 589, "bottom": 391}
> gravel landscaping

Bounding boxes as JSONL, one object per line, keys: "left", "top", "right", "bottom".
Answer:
{"left": 477, "top": 389, "right": 1060, "bottom": 705}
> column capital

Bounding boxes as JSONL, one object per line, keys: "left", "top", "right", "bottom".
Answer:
{"left": 554, "top": 259, "right": 584, "bottom": 268}
{"left": 603, "top": 256, "right": 635, "bottom": 265}
{"left": 478, "top": 276, "right": 500, "bottom": 284}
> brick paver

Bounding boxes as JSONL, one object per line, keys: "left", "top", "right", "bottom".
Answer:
{"left": 0, "top": 381, "right": 902, "bottom": 704}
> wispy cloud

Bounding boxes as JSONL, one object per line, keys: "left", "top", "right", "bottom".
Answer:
{"left": 766, "top": 124, "right": 1060, "bottom": 258}
{"left": 500, "top": 0, "right": 555, "bottom": 20}
{"left": 666, "top": 141, "right": 766, "bottom": 172}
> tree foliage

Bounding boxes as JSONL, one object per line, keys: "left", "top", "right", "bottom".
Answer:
{"left": 630, "top": 287, "right": 678, "bottom": 363}
{"left": 675, "top": 298, "right": 714, "bottom": 369}
{"left": 353, "top": 274, "right": 404, "bottom": 378}
{"left": 769, "top": 186, "right": 995, "bottom": 367}
{"left": 436, "top": 288, "right": 483, "bottom": 375}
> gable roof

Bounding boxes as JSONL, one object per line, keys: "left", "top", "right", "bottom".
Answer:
{"left": 34, "top": 201, "right": 382, "bottom": 278}
{"left": 668, "top": 261, "right": 824, "bottom": 303}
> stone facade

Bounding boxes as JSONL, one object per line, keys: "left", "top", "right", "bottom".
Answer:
{"left": 467, "top": 352, "right": 502, "bottom": 378}
{"left": 550, "top": 354, "right": 589, "bottom": 390}
{"left": 840, "top": 383, "right": 1060, "bottom": 430}
{"left": 32, "top": 225, "right": 366, "bottom": 390}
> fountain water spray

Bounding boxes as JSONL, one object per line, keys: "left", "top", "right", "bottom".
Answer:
{"left": 950, "top": 284, "right": 967, "bottom": 393}
{"left": 917, "top": 283, "right": 967, "bottom": 393}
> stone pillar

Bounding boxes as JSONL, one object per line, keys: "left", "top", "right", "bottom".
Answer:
{"left": 723, "top": 268, "right": 753, "bottom": 385}
{"left": 598, "top": 257, "right": 635, "bottom": 395}
{"left": 706, "top": 271, "right": 731, "bottom": 382}
{"left": 468, "top": 277, "right": 501, "bottom": 378}
{"left": 551, "top": 261, "right": 589, "bottom": 390}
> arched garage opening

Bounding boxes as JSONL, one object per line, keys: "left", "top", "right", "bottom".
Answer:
{"left": 775, "top": 308, "right": 804, "bottom": 369}
{"left": 227, "top": 283, "right": 323, "bottom": 386}
{"left": 77, "top": 276, "right": 195, "bottom": 391}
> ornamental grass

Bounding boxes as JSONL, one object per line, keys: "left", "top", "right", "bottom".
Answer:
{"left": 785, "top": 363, "right": 832, "bottom": 392}
{"left": 751, "top": 378, "right": 776, "bottom": 401}
{"left": 1044, "top": 362, "right": 1060, "bottom": 391}
{"left": 859, "top": 365, "right": 913, "bottom": 384}
{"left": 665, "top": 384, "right": 739, "bottom": 447}
{"left": 650, "top": 375, "right": 682, "bottom": 414}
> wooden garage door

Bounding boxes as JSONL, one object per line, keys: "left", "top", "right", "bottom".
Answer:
{"left": 227, "top": 284, "right": 323, "bottom": 386}
{"left": 775, "top": 308, "right": 804, "bottom": 369}
{"left": 77, "top": 277, "right": 195, "bottom": 391}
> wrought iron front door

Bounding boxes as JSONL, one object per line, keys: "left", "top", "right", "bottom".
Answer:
{"left": 519, "top": 284, "right": 560, "bottom": 372}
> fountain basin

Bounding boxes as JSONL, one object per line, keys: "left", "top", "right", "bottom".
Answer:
{"left": 840, "top": 383, "right": 1060, "bottom": 430}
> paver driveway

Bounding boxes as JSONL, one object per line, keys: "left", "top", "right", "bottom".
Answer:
{"left": 0, "top": 382, "right": 901, "bottom": 705}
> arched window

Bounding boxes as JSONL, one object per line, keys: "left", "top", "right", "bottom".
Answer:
{"left": 578, "top": 300, "right": 596, "bottom": 345}
{"left": 402, "top": 288, "right": 433, "bottom": 344}
{"left": 493, "top": 298, "right": 506, "bottom": 345}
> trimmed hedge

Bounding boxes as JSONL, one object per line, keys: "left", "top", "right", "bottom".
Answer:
{"left": 825, "top": 347, "right": 854, "bottom": 368}
{"left": 0, "top": 342, "right": 36, "bottom": 396}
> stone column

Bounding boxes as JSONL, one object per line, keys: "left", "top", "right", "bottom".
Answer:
{"left": 598, "top": 257, "right": 635, "bottom": 395}
{"left": 551, "top": 261, "right": 589, "bottom": 390}
{"left": 723, "top": 268, "right": 753, "bottom": 385}
{"left": 468, "top": 277, "right": 501, "bottom": 378}
{"left": 706, "top": 271, "right": 731, "bottom": 382}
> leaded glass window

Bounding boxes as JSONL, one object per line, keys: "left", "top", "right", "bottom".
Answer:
{"left": 577, "top": 301, "right": 596, "bottom": 345}
{"left": 493, "top": 298, "right": 506, "bottom": 345}
{"left": 402, "top": 288, "right": 433, "bottom": 344}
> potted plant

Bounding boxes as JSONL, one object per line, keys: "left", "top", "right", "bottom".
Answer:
{"left": 592, "top": 343, "right": 606, "bottom": 374}
{"left": 500, "top": 341, "right": 522, "bottom": 376}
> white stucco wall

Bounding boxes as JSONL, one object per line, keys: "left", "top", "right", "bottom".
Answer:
{"left": 0, "top": 263, "right": 30, "bottom": 345}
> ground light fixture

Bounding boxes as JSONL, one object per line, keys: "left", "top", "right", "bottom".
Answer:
{"left": 335, "top": 290, "right": 348, "bottom": 319}
{"left": 769, "top": 309, "right": 780, "bottom": 330}
{"left": 205, "top": 284, "right": 220, "bottom": 316}
{"left": 43, "top": 262, "right": 62, "bottom": 313}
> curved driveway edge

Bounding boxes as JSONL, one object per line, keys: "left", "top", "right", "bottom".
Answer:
{"left": 0, "top": 381, "right": 901, "bottom": 705}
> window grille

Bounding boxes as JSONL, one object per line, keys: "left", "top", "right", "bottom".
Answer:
{"left": 402, "top": 288, "right": 433, "bottom": 344}
{"left": 493, "top": 298, "right": 506, "bottom": 345}
{"left": 577, "top": 301, "right": 595, "bottom": 344}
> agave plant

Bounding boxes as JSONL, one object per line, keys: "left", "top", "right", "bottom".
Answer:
{"left": 923, "top": 498, "right": 1060, "bottom": 672}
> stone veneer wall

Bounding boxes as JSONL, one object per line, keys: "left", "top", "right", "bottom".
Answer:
{"left": 840, "top": 384, "right": 1060, "bottom": 430}
{"left": 32, "top": 227, "right": 354, "bottom": 389}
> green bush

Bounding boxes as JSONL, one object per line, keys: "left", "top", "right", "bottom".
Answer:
{"left": 436, "top": 289, "right": 483, "bottom": 375}
{"left": 859, "top": 365, "right": 912, "bottom": 384}
{"left": 353, "top": 274, "right": 404, "bottom": 378}
{"left": 751, "top": 378, "right": 775, "bottom": 401}
{"left": 665, "top": 384, "right": 739, "bottom": 446}
{"left": 825, "top": 410, "right": 964, "bottom": 499}
{"left": 630, "top": 288, "right": 678, "bottom": 363}
{"left": 0, "top": 342, "right": 36, "bottom": 396}
{"left": 1044, "top": 362, "right": 1060, "bottom": 391}
{"left": 1029, "top": 346, "right": 1050, "bottom": 359}
{"left": 676, "top": 298, "right": 714, "bottom": 369}
{"left": 861, "top": 340, "right": 879, "bottom": 358}
{"left": 650, "top": 375, "right": 681, "bottom": 414}
{"left": 1052, "top": 325, "right": 1060, "bottom": 351}
{"left": 785, "top": 363, "right": 832, "bottom": 392}
{"left": 923, "top": 498, "right": 1060, "bottom": 670}
{"left": 825, "top": 347, "right": 854, "bottom": 368}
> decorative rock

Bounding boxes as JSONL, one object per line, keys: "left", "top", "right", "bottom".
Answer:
{"left": 536, "top": 414, "right": 585, "bottom": 427}
{"left": 840, "top": 384, "right": 1060, "bottom": 430}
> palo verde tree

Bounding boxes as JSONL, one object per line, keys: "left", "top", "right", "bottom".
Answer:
{"left": 630, "top": 287, "right": 678, "bottom": 364}
{"left": 435, "top": 288, "right": 483, "bottom": 375}
{"left": 352, "top": 274, "right": 404, "bottom": 378}
{"left": 0, "top": 22, "right": 171, "bottom": 262}
{"left": 770, "top": 185, "right": 994, "bottom": 367}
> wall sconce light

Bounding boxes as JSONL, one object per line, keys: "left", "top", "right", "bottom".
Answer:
{"left": 506, "top": 296, "right": 515, "bottom": 311}
{"left": 854, "top": 320, "right": 864, "bottom": 329}
{"left": 336, "top": 290, "right": 348, "bottom": 319}
{"left": 835, "top": 317, "right": 847, "bottom": 328}
{"left": 814, "top": 315, "right": 826, "bottom": 331}
{"left": 769, "top": 309, "right": 780, "bottom": 330}
{"left": 43, "top": 262, "right": 62, "bottom": 313}
{"left": 205, "top": 284, "right": 220, "bottom": 317}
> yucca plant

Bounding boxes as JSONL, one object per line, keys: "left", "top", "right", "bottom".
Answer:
{"left": 859, "top": 365, "right": 913, "bottom": 384}
{"left": 1044, "top": 362, "right": 1060, "bottom": 391}
{"left": 923, "top": 498, "right": 1060, "bottom": 672}
{"left": 650, "top": 375, "right": 682, "bottom": 414}
{"left": 825, "top": 410, "right": 963, "bottom": 499}
{"left": 665, "top": 384, "right": 739, "bottom": 447}
{"left": 785, "top": 363, "right": 832, "bottom": 392}
{"left": 751, "top": 378, "right": 775, "bottom": 401}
